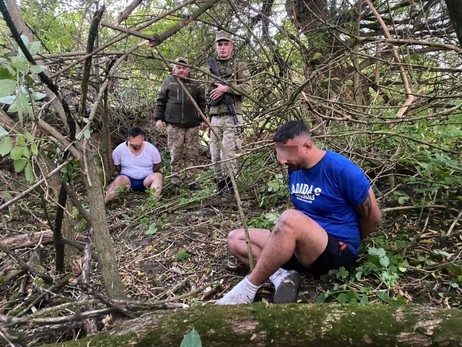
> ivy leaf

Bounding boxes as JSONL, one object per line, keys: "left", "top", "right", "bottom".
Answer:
{"left": 0, "top": 137, "right": 13, "bottom": 156}
{"left": 180, "top": 327, "right": 202, "bottom": 347}
{"left": 0, "top": 79, "right": 16, "bottom": 97}
{"left": 14, "top": 158, "right": 28, "bottom": 172}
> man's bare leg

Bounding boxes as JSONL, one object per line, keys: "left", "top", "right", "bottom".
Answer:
{"left": 216, "top": 209, "right": 329, "bottom": 305}
{"left": 144, "top": 172, "right": 163, "bottom": 198}
{"left": 105, "top": 175, "right": 130, "bottom": 203}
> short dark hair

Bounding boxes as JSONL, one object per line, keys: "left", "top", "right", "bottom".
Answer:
{"left": 273, "top": 121, "right": 311, "bottom": 144}
{"left": 128, "top": 127, "right": 144, "bottom": 138}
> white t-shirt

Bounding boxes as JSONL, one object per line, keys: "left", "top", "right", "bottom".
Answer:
{"left": 112, "top": 141, "right": 161, "bottom": 179}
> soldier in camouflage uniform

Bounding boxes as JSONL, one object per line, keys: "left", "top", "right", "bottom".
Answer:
{"left": 207, "top": 30, "right": 252, "bottom": 195}
{"left": 155, "top": 57, "right": 206, "bottom": 190}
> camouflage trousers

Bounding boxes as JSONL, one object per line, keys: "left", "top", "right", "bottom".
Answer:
{"left": 167, "top": 124, "right": 200, "bottom": 185}
{"left": 209, "top": 114, "right": 243, "bottom": 181}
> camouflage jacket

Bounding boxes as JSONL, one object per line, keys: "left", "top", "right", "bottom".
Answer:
{"left": 207, "top": 57, "right": 252, "bottom": 115}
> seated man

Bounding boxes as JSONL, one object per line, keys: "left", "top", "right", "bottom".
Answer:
{"left": 216, "top": 121, "right": 382, "bottom": 304}
{"left": 105, "top": 127, "right": 163, "bottom": 203}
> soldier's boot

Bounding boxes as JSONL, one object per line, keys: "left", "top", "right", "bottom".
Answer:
{"left": 216, "top": 179, "right": 227, "bottom": 195}
{"left": 223, "top": 176, "right": 235, "bottom": 196}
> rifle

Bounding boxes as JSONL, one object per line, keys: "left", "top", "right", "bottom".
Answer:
{"left": 207, "top": 58, "right": 242, "bottom": 134}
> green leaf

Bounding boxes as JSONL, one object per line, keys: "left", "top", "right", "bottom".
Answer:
{"left": 180, "top": 327, "right": 202, "bottom": 347}
{"left": 145, "top": 223, "right": 158, "bottom": 235}
{"left": 83, "top": 128, "right": 91, "bottom": 139}
{"left": 0, "top": 79, "right": 16, "bottom": 98}
{"left": 24, "top": 131, "right": 33, "bottom": 143}
{"left": 337, "top": 293, "right": 349, "bottom": 303}
{"left": 30, "top": 65, "right": 46, "bottom": 74}
{"left": 0, "top": 67, "right": 15, "bottom": 79}
{"left": 17, "top": 90, "right": 33, "bottom": 115}
{"left": 16, "top": 135, "right": 25, "bottom": 146}
{"left": 11, "top": 56, "right": 29, "bottom": 73}
{"left": 30, "top": 143, "right": 38, "bottom": 155}
{"left": 28, "top": 41, "right": 41, "bottom": 56}
{"left": 379, "top": 255, "right": 390, "bottom": 268}
{"left": 13, "top": 158, "right": 28, "bottom": 172}
{"left": 31, "top": 92, "right": 47, "bottom": 101}
{"left": 0, "top": 137, "right": 13, "bottom": 156}
{"left": 24, "top": 162, "right": 34, "bottom": 183}
{"left": 0, "top": 95, "right": 16, "bottom": 105}
{"left": 10, "top": 146, "right": 25, "bottom": 160}
{"left": 0, "top": 126, "right": 8, "bottom": 138}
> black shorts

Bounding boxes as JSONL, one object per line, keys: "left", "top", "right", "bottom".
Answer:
{"left": 281, "top": 233, "right": 357, "bottom": 276}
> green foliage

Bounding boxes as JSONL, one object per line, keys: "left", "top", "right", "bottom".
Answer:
{"left": 180, "top": 327, "right": 202, "bottom": 347}
{"left": 145, "top": 223, "right": 159, "bottom": 235}
{"left": 176, "top": 249, "right": 190, "bottom": 262}
{"left": 0, "top": 131, "right": 38, "bottom": 183}
{"left": 0, "top": 35, "right": 46, "bottom": 124}
{"left": 316, "top": 236, "right": 409, "bottom": 304}
{"left": 258, "top": 173, "right": 287, "bottom": 207}
{"left": 247, "top": 210, "right": 280, "bottom": 230}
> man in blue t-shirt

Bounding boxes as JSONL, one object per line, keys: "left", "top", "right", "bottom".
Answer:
{"left": 216, "top": 121, "right": 381, "bottom": 305}
{"left": 105, "top": 127, "right": 163, "bottom": 203}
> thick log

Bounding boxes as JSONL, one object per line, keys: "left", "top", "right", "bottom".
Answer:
{"left": 39, "top": 304, "right": 461, "bottom": 346}
{"left": 0, "top": 230, "right": 53, "bottom": 250}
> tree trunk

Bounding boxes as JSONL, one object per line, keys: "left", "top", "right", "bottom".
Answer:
{"left": 42, "top": 304, "right": 462, "bottom": 346}
{"left": 445, "top": 0, "right": 462, "bottom": 47}
{"left": 82, "top": 148, "right": 125, "bottom": 300}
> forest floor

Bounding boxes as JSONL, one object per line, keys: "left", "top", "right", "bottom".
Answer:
{"left": 1, "top": 166, "right": 461, "bottom": 345}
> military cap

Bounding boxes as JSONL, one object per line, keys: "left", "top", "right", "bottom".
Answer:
{"left": 174, "top": 57, "right": 189, "bottom": 65}
{"left": 215, "top": 30, "right": 233, "bottom": 42}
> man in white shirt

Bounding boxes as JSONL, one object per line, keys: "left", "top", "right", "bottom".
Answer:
{"left": 105, "top": 127, "right": 163, "bottom": 203}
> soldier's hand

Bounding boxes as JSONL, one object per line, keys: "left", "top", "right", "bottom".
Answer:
{"left": 210, "top": 83, "right": 228, "bottom": 100}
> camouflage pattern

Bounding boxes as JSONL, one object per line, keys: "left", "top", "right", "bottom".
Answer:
{"left": 209, "top": 114, "right": 243, "bottom": 181}
{"left": 167, "top": 124, "right": 201, "bottom": 185}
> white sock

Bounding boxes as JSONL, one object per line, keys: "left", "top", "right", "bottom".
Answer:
{"left": 269, "top": 268, "right": 291, "bottom": 288}
{"left": 216, "top": 276, "right": 260, "bottom": 305}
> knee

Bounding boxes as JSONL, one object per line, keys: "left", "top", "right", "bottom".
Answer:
{"left": 227, "top": 228, "right": 244, "bottom": 254}
{"left": 274, "top": 209, "right": 309, "bottom": 235}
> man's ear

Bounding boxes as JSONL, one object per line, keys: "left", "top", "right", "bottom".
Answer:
{"left": 302, "top": 140, "right": 312, "bottom": 150}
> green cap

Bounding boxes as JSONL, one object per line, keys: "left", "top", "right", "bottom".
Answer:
{"left": 215, "top": 30, "right": 233, "bottom": 42}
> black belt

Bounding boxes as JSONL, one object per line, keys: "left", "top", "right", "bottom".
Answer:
{"left": 213, "top": 112, "right": 230, "bottom": 117}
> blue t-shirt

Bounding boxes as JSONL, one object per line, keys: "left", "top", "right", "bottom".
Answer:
{"left": 289, "top": 151, "right": 370, "bottom": 255}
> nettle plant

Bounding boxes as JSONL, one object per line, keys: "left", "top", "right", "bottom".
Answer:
{"left": 0, "top": 35, "right": 47, "bottom": 183}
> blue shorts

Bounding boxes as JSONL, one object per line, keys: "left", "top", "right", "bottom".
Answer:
{"left": 282, "top": 233, "right": 357, "bottom": 276}
{"left": 122, "top": 175, "right": 147, "bottom": 192}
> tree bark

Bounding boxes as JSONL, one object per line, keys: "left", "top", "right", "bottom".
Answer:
{"left": 41, "top": 304, "right": 462, "bottom": 346}
{"left": 0, "top": 230, "right": 53, "bottom": 249}
{"left": 82, "top": 148, "right": 125, "bottom": 300}
{"left": 445, "top": 0, "right": 462, "bottom": 47}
